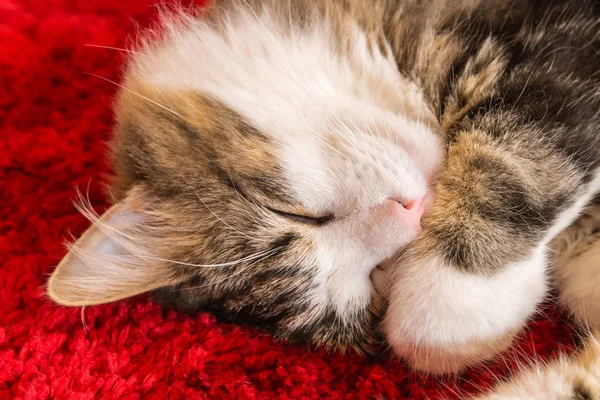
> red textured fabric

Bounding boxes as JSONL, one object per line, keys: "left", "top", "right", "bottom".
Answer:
{"left": 0, "top": 0, "right": 578, "bottom": 398}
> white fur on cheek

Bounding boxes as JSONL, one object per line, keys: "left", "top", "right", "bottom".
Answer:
{"left": 383, "top": 245, "right": 548, "bottom": 374}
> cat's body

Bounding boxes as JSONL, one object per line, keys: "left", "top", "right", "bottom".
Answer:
{"left": 48, "top": 0, "right": 600, "bottom": 397}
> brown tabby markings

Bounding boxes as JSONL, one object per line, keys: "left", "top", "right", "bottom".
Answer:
{"left": 251, "top": 0, "right": 600, "bottom": 277}
{"left": 384, "top": 0, "right": 600, "bottom": 273}
{"left": 51, "top": 0, "right": 600, "bottom": 357}
{"left": 112, "top": 84, "right": 288, "bottom": 203}
{"left": 109, "top": 81, "right": 381, "bottom": 352}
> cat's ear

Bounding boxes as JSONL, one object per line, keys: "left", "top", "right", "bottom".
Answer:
{"left": 48, "top": 189, "right": 179, "bottom": 306}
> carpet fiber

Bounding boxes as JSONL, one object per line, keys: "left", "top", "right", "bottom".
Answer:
{"left": 0, "top": 0, "right": 578, "bottom": 398}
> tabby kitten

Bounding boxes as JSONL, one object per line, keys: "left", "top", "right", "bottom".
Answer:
{"left": 48, "top": 0, "right": 600, "bottom": 390}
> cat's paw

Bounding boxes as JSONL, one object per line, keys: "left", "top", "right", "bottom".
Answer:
{"left": 381, "top": 244, "right": 549, "bottom": 375}
{"left": 557, "top": 233, "right": 600, "bottom": 330}
{"left": 474, "top": 332, "right": 600, "bottom": 399}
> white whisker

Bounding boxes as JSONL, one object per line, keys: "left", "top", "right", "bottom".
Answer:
{"left": 135, "top": 247, "right": 280, "bottom": 268}
{"left": 178, "top": 246, "right": 284, "bottom": 290}
{"left": 83, "top": 72, "right": 182, "bottom": 117}
{"left": 84, "top": 43, "right": 148, "bottom": 56}
{"left": 175, "top": 171, "right": 271, "bottom": 243}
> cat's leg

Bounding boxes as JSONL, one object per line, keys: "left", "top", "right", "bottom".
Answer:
{"left": 473, "top": 331, "right": 600, "bottom": 400}
{"left": 473, "top": 207, "right": 600, "bottom": 399}
{"left": 382, "top": 128, "right": 600, "bottom": 375}
{"left": 554, "top": 199, "right": 600, "bottom": 330}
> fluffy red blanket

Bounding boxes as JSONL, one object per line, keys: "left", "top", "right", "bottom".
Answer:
{"left": 0, "top": 0, "right": 578, "bottom": 398}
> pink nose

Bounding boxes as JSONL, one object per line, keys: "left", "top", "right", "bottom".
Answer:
{"left": 358, "top": 197, "right": 425, "bottom": 255}
{"left": 358, "top": 197, "right": 425, "bottom": 254}
{"left": 384, "top": 198, "right": 425, "bottom": 229}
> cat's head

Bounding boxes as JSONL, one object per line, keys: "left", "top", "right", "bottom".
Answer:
{"left": 48, "top": 5, "right": 444, "bottom": 352}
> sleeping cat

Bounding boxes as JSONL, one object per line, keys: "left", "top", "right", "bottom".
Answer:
{"left": 47, "top": 0, "right": 600, "bottom": 396}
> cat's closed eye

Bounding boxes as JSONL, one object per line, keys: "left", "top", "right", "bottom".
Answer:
{"left": 266, "top": 206, "right": 333, "bottom": 226}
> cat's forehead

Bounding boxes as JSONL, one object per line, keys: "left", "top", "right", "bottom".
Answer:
{"left": 130, "top": 2, "right": 435, "bottom": 135}
{"left": 117, "top": 79, "right": 420, "bottom": 216}
{"left": 120, "top": 4, "right": 441, "bottom": 211}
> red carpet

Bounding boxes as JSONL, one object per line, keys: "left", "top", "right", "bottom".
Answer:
{"left": 0, "top": 0, "right": 578, "bottom": 398}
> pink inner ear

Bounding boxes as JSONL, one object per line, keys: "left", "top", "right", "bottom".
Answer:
{"left": 95, "top": 237, "right": 123, "bottom": 256}
{"left": 47, "top": 192, "right": 180, "bottom": 307}
{"left": 76, "top": 200, "right": 144, "bottom": 257}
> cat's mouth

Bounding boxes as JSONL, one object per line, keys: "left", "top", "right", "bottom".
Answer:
{"left": 369, "top": 265, "right": 389, "bottom": 314}
{"left": 370, "top": 264, "right": 389, "bottom": 299}
{"left": 370, "top": 243, "right": 413, "bottom": 299}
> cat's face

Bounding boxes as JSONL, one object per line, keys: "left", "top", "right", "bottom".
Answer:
{"left": 48, "top": 80, "right": 442, "bottom": 350}
{"left": 48, "top": 5, "right": 444, "bottom": 351}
